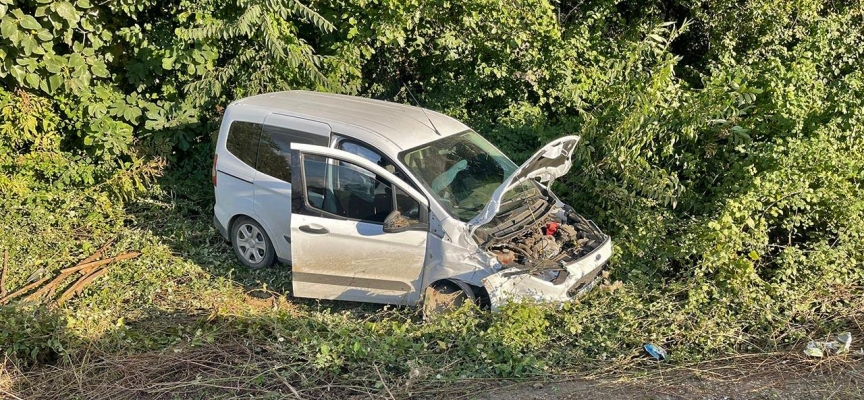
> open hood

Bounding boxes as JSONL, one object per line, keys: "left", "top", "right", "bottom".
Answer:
{"left": 468, "top": 135, "right": 580, "bottom": 229}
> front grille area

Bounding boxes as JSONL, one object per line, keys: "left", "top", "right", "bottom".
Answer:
{"left": 566, "top": 264, "right": 606, "bottom": 297}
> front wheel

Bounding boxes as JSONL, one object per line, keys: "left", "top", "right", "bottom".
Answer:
{"left": 230, "top": 217, "right": 275, "bottom": 269}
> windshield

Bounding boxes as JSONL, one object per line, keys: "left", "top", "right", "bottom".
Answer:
{"left": 400, "top": 130, "right": 540, "bottom": 221}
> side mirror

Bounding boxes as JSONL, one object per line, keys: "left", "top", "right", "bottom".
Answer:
{"left": 383, "top": 210, "right": 411, "bottom": 233}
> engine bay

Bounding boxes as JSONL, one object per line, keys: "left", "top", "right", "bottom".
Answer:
{"left": 475, "top": 199, "right": 605, "bottom": 283}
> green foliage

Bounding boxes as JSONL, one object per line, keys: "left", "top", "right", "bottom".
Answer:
{"left": 486, "top": 303, "right": 550, "bottom": 353}
{"left": 1, "top": 0, "right": 863, "bottom": 394}
{"left": 0, "top": 305, "right": 69, "bottom": 365}
{"left": 173, "top": 0, "right": 343, "bottom": 102}
{"left": 0, "top": 159, "right": 860, "bottom": 394}
{"left": 312, "top": 1, "right": 863, "bottom": 343}
{"left": 0, "top": 0, "right": 350, "bottom": 198}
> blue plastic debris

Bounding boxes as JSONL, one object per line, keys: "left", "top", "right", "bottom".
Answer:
{"left": 643, "top": 343, "right": 667, "bottom": 361}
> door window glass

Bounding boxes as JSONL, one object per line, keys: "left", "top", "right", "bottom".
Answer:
{"left": 340, "top": 141, "right": 384, "bottom": 165}
{"left": 395, "top": 186, "right": 421, "bottom": 224}
{"left": 338, "top": 140, "right": 418, "bottom": 189}
{"left": 303, "top": 154, "right": 328, "bottom": 209}
{"left": 256, "top": 127, "right": 292, "bottom": 181}
{"left": 303, "top": 155, "right": 397, "bottom": 223}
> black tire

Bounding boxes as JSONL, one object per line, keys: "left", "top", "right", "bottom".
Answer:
{"left": 230, "top": 216, "right": 275, "bottom": 269}
{"left": 423, "top": 282, "right": 470, "bottom": 318}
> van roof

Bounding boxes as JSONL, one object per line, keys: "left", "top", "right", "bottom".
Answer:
{"left": 233, "top": 91, "right": 470, "bottom": 151}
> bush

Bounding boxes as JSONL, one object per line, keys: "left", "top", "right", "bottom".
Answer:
{"left": 0, "top": 0, "right": 862, "bottom": 387}
{"left": 0, "top": 305, "right": 69, "bottom": 365}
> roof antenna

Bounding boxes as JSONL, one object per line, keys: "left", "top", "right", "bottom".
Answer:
{"left": 402, "top": 81, "right": 442, "bottom": 136}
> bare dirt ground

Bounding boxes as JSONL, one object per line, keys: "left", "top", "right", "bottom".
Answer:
{"left": 477, "top": 356, "right": 863, "bottom": 400}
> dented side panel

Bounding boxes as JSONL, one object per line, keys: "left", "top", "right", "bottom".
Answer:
{"left": 421, "top": 216, "right": 499, "bottom": 290}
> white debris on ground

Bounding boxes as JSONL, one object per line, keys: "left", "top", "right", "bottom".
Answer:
{"left": 803, "top": 332, "right": 853, "bottom": 358}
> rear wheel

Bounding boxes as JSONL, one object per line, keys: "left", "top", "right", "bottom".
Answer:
{"left": 231, "top": 217, "right": 275, "bottom": 269}
{"left": 423, "top": 282, "right": 471, "bottom": 318}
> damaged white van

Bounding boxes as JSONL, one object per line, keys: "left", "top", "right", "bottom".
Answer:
{"left": 212, "top": 91, "right": 612, "bottom": 310}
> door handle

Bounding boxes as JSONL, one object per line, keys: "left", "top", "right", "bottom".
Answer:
{"left": 299, "top": 224, "right": 329, "bottom": 235}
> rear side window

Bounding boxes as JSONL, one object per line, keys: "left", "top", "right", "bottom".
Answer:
{"left": 257, "top": 124, "right": 327, "bottom": 182}
{"left": 225, "top": 121, "right": 262, "bottom": 167}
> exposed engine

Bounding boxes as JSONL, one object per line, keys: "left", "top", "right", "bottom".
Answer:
{"left": 489, "top": 212, "right": 599, "bottom": 263}
{"left": 476, "top": 201, "right": 605, "bottom": 284}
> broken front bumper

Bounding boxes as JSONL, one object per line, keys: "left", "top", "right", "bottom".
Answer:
{"left": 481, "top": 233, "right": 612, "bottom": 310}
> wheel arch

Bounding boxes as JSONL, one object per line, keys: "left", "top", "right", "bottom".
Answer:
{"left": 425, "top": 278, "right": 478, "bottom": 302}
{"left": 227, "top": 213, "right": 252, "bottom": 241}
{"left": 228, "top": 213, "right": 277, "bottom": 244}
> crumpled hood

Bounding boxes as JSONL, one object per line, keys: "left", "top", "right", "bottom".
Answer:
{"left": 468, "top": 135, "right": 580, "bottom": 229}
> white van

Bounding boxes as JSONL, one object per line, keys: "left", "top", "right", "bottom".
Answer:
{"left": 212, "top": 91, "right": 612, "bottom": 310}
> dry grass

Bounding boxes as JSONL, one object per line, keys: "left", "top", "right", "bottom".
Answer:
{"left": 7, "top": 342, "right": 301, "bottom": 400}
{"left": 4, "top": 340, "right": 436, "bottom": 400}
{"left": 4, "top": 333, "right": 863, "bottom": 400}
{"left": 1, "top": 284, "right": 861, "bottom": 399}
{"left": 1, "top": 294, "right": 861, "bottom": 399}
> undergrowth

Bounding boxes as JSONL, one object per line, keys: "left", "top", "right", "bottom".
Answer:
{"left": 1, "top": 151, "right": 861, "bottom": 398}
{"left": 1, "top": 1, "right": 863, "bottom": 397}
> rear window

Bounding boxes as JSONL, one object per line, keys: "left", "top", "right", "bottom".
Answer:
{"left": 225, "top": 121, "right": 262, "bottom": 167}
